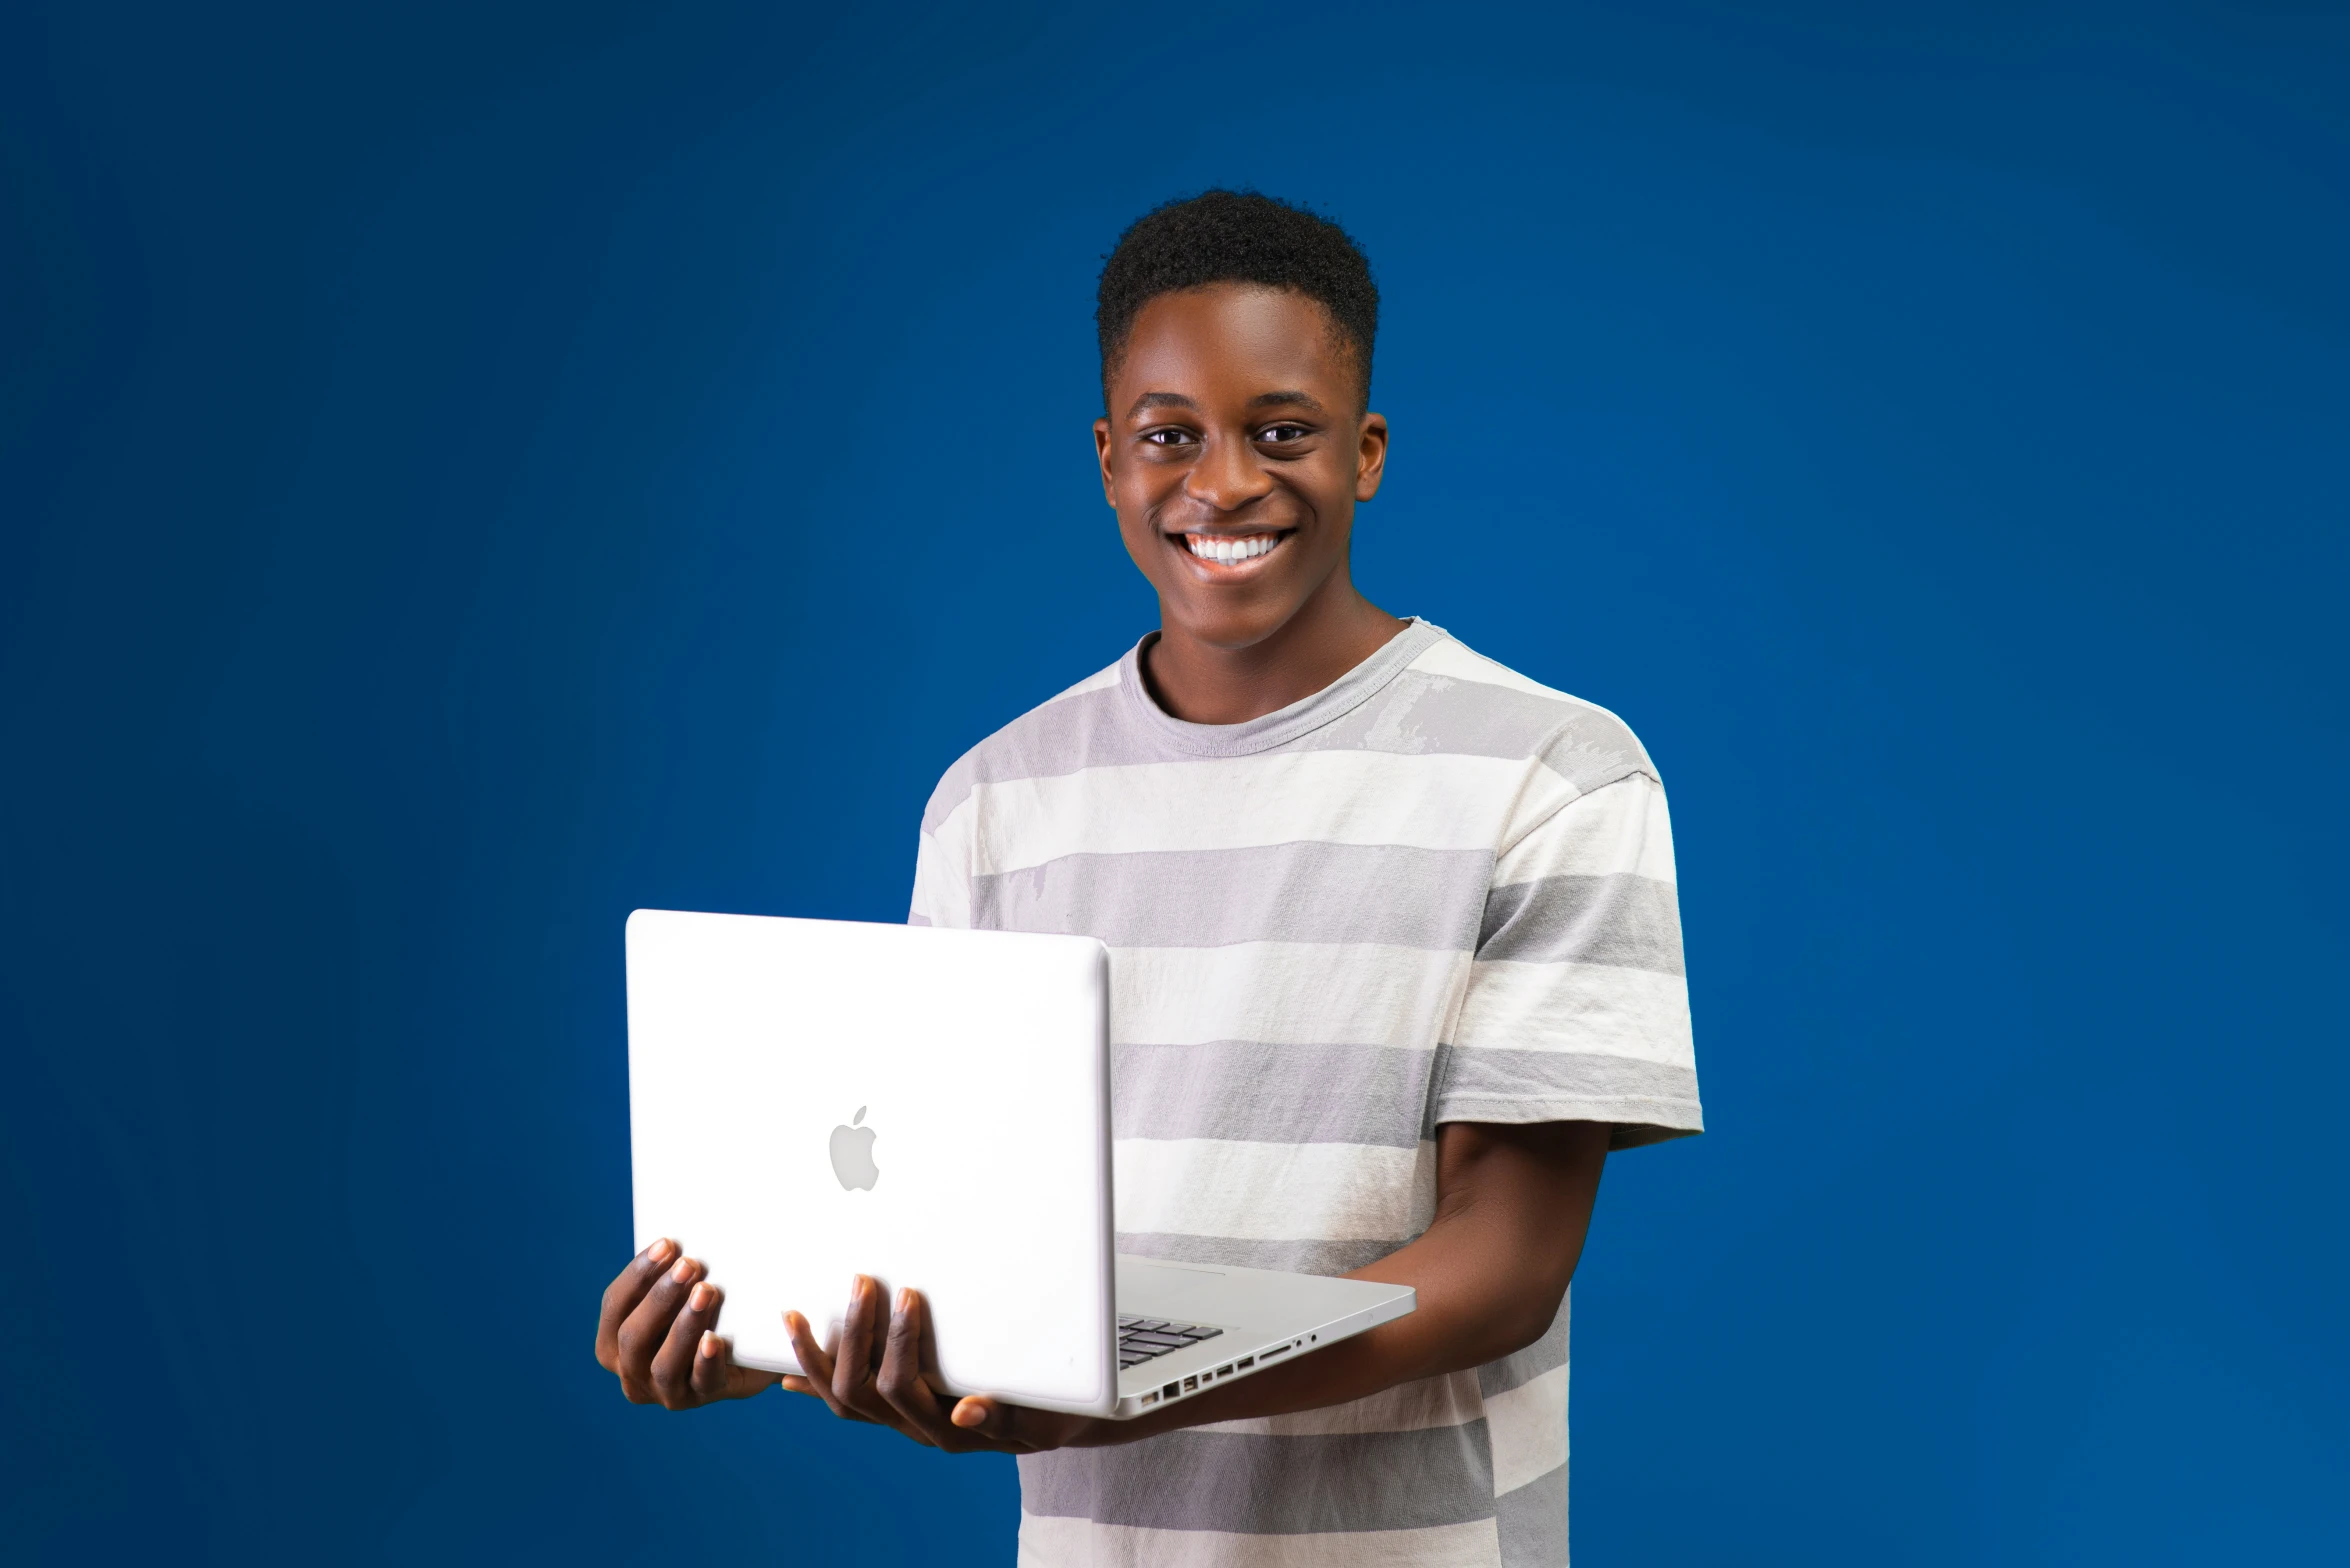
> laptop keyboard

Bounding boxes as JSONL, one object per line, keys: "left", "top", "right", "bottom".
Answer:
{"left": 1118, "top": 1315, "right": 1223, "bottom": 1370}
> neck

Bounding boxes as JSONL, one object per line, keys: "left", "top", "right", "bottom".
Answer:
{"left": 1143, "top": 569, "right": 1407, "bottom": 725}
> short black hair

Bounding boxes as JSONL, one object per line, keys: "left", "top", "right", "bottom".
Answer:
{"left": 1096, "top": 190, "right": 1379, "bottom": 409}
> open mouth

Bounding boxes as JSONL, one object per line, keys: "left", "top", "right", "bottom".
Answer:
{"left": 1177, "top": 530, "right": 1294, "bottom": 568}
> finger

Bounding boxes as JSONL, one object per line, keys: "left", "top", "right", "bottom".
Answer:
{"left": 679, "top": 1340, "right": 781, "bottom": 1408}
{"left": 651, "top": 1278, "right": 724, "bottom": 1409}
{"left": 784, "top": 1310, "right": 865, "bottom": 1422}
{"left": 677, "top": 1292, "right": 780, "bottom": 1404}
{"left": 948, "top": 1395, "right": 1055, "bottom": 1453}
{"left": 781, "top": 1374, "right": 818, "bottom": 1396}
{"left": 875, "top": 1290, "right": 959, "bottom": 1449}
{"left": 615, "top": 1251, "right": 703, "bottom": 1400}
{"left": 691, "top": 1330, "right": 728, "bottom": 1400}
{"left": 597, "top": 1238, "right": 679, "bottom": 1373}
{"left": 949, "top": 1396, "right": 1024, "bottom": 1449}
{"left": 953, "top": 1393, "right": 1100, "bottom": 1454}
{"left": 831, "top": 1276, "right": 890, "bottom": 1420}
{"left": 690, "top": 1329, "right": 780, "bottom": 1402}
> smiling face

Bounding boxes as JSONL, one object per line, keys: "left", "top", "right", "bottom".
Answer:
{"left": 1095, "top": 283, "right": 1389, "bottom": 657}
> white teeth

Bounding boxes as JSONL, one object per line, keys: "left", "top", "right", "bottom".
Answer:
{"left": 1188, "top": 534, "right": 1281, "bottom": 562}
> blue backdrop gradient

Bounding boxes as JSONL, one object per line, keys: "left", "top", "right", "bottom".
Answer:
{"left": 4, "top": 3, "right": 2344, "bottom": 1562}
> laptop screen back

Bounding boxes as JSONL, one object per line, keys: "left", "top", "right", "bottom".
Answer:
{"left": 624, "top": 909, "right": 1116, "bottom": 1414}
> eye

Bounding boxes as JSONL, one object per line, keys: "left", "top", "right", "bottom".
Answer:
{"left": 1257, "top": 423, "right": 1311, "bottom": 444}
{"left": 1142, "top": 428, "right": 1198, "bottom": 447}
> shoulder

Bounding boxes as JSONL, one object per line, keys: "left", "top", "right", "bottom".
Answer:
{"left": 918, "top": 657, "right": 1131, "bottom": 835}
{"left": 1368, "top": 628, "right": 1659, "bottom": 795}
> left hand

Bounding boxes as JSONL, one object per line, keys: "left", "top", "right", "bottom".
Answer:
{"left": 781, "top": 1275, "right": 1106, "bottom": 1454}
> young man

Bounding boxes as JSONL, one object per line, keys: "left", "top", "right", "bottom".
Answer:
{"left": 596, "top": 191, "right": 1702, "bottom": 1565}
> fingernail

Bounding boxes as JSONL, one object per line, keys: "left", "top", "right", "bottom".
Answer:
{"left": 671, "top": 1256, "right": 697, "bottom": 1285}
{"left": 783, "top": 1311, "right": 803, "bottom": 1333}
{"left": 689, "top": 1282, "right": 715, "bottom": 1312}
{"left": 952, "top": 1399, "right": 983, "bottom": 1428}
{"left": 895, "top": 1288, "right": 914, "bottom": 1316}
{"left": 699, "top": 1330, "right": 721, "bottom": 1360}
{"left": 644, "top": 1238, "right": 677, "bottom": 1268}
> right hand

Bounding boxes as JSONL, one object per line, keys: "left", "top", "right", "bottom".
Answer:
{"left": 595, "top": 1237, "right": 783, "bottom": 1409}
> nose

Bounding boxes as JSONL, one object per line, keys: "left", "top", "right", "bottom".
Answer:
{"left": 1183, "top": 430, "right": 1276, "bottom": 513}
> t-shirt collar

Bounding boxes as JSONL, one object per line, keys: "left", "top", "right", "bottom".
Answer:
{"left": 1117, "top": 617, "right": 1446, "bottom": 758}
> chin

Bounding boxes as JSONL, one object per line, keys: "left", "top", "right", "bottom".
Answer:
{"left": 1164, "top": 590, "right": 1307, "bottom": 651}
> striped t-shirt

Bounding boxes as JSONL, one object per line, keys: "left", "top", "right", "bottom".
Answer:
{"left": 908, "top": 618, "right": 1701, "bottom": 1568}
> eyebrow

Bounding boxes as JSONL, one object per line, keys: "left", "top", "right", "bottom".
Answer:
{"left": 1125, "top": 391, "right": 1197, "bottom": 419}
{"left": 1123, "top": 389, "right": 1327, "bottom": 419}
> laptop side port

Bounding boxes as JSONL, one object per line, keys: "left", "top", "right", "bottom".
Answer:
{"left": 1141, "top": 1392, "right": 1158, "bottom": 1406}
{"left": 1216, "top": 1364, "right": 1234, "bottom": 1377}
{"left": 1183, "top": 1375, "right": 1198, "bottom": 1391}
{"left": 1236, "top": 1356, "right": 1256, "bottom": 1369}
{"left": 1162, "top": 1381, "right": 1180, "bottom": 1400}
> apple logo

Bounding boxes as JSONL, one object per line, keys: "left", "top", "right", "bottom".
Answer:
{"left": 829, "top": 1106, "right": 879, "bottom": 1192}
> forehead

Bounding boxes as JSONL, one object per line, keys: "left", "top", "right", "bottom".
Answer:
{"left": 1113, "top": 284, "right": 1351, "bottom": 405}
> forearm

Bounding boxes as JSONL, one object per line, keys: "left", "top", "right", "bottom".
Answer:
{"left": 1088, "top": 1234, "right": 1549, "bottom": 1443}
{"left": 1078, "top": 1120, "right": 1607, "bottom": 1447}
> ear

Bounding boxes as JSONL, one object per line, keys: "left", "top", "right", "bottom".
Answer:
{"left": 1094, "top": 418, "right": 1116, "bottom": 507}
{"left": 1354, "top": 411, "right": 1389, "bottom": 503}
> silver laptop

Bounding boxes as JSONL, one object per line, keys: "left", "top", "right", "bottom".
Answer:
{"left": 625, "top": 908, "right": 1415, "bottom": 1419}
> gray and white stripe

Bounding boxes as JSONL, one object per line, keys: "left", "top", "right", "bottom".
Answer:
{"left": 913, "top": 620, "right": 1700, "bottom": 1565}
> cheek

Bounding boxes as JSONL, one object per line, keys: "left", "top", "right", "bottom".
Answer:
{"left": 1115, "top": 456, "right": 1176, "bottom": 502}
{"left": 1115, "top": 511, "right": 1166, "bottom": 577}
{"left": 1110, "top": 469, "right": 1177, "bottom": 550}
{"left": 1306, "top": 458, "right": 1359, "bottom": 508}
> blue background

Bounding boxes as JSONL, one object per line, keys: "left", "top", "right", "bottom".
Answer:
{"left": 4, "top": 3, "right": 2344, "bottom": 1561}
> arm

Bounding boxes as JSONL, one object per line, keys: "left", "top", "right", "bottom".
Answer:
{"left": 777, "top": 1118, "right": 1607, "bottom": 1453}
{"left": 1103, "top": 1117, "right": 1608, "bottom": 1438}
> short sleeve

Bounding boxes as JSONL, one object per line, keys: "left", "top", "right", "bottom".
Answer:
{"left": 907, "top": 824, "right": 971, "bottom": 929}
{"left": 1434, "top": 772, "right": 1702, "bottom": 1149}
{"left": 907, "top": 750, "right": 981, "bottom": 932}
